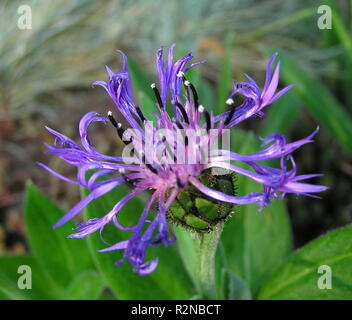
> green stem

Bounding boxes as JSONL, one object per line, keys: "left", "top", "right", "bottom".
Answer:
{"left": 194, "top": 222, "right": 224, "bottom": 299}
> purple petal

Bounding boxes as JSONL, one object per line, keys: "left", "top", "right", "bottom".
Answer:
{"left": 137, "top": 258, "right": 159, "bottom": 275}
{"left": 280, "top": 181, "right": 328, "bottom": 194}
{"left": 268, "top": 83, "right": 296, "bottom": 105}
{"left": 189, "top": 177, "right": 265, "bottom": 205}
{"left": 54, "top": 180, "right": 122, "bottom": 228}
{"left": 261, "top": 61, "right": 280, "bottom": 105}
{"left": 263, "top": 52, "right": 278, "bottom": 92}
{"left": 37, "top": 162, "right": 78, "bottom": 185}
{"left": 98, "top": 240, "right": 129, "bottom": 252}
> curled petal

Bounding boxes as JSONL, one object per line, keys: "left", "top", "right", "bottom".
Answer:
{"left": 189, "top": 176, "right": 266, "bottom": 205}
{"left": 54, "top": 179, "right": 123, "bottom": 228}
{"left": 37, "top": 162, "right": 78, "bottom": 185}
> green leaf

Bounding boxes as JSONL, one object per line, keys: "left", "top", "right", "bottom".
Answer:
{"left": 260, "top": 92, "right": 301, "bottom": 137}
{"left": 172, "top": 225, "right": 198, "bottom": 288}
{"left": 326, "top": 2, "right": 352, "bottom": 109}
{"left": 24, "top": 182, "right": 94, "bottom": 293}
{"left": 0, "top": 254, "right": 56, "bottom": 299}
{"left": 128, "top": 57, "right": 154, "bottom": 100}
{"left": 83, "top": 184, "right": 194, "bottom": 299}
{"left": 243, "top": 7, "right": 316, "bottom": 40}
{"left": 63, "top": 270, "right": 105, "bottom": 300}
{"left": 128, "top": 57, "right": 156, "bottom": 120}
{"left": 258, "top": 225, "right": 352, "bottom": 300}
{"left": 186, "top": 62, "right": 215, "bottom": 111}
{"left": 331, "top": 8, "right": 352, "bottom": 62}
{"left": 221, "top": 130, "right": 293, "bottom": 295}
{"left": 219, "top": 269, "right": 252, "bottom": 300}
{"left": 0, "top": 278, "right": 29, "bottom": 300}
{"left": 262, "top": 49, "right": 352, "bottom": 153}
{"left": 216, "top": 35, "right": 234, "bottom": 114}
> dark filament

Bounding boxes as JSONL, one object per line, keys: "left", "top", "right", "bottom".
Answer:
{"left": 203, "top": 109, "right": 211, "bottom": 131}
{"left": 188, "top": 82, "right": 199, "bottom": 110}
{"left": 108, "top": 111, "right": 131, "bottom": 145}
{"left": 135, "top": 105, "right": 147, "bottom": 122}
{"left": 120, "top": 171, "right": 140, "bottom": 186}
{"left": 142, "top": 154, "right": 158, "bottom": 174}
{"left": 108, "top": 111, "right": 118, "bottom": 128}
{"left": 224, "top": 98, "right": 236, "bottom": 126}
{"left": 181, "top": 75, "right": 199, "bottom": 110}
{"left": 175, "top": 121, "right": 189, "bottom": 146}
{"left": 176, "top": 175, "right": 184, "bottom": 188}
{"left": 175, "top": 101, "right": 189, "bottom": 124}
{"left": 151, "top": 84, "right": 164, "bottom": 110}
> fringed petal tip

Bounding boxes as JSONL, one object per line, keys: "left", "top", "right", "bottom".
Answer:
{"left": 134, "top": 258, "right": 159, "bottom": 275}
{"left": 98, "top": 240, "right": 129, "bottom": 252}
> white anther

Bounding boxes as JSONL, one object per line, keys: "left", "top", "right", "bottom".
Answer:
{"left": 117, "top": 123, "right": 122, "bottom": 128}
{"left": 226, "top": 98, "right": 234, "bottom": 105}
{"left": 119, "top": 168, "right": 125, "bottom": 174}
{"left": 176, "top": 71, "right": 184, "bottom": 78}
{"left": 150, "top": 83, "right": 156, "bottom": 89}
{"left": 108, "top": 110, "right": 113, "bottom": 116}
{"left": 184, "top": 80, "right": 190, "bottom": 87}
{"left": 198, "top": 105, "right": 204, "bottom": 113}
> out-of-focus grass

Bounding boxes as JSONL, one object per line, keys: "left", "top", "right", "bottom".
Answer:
{"left": 0, "top": 0, "right": 134, "bottom": 116}
{"left": 0, "top": 0, "right": 322, "bottom": 119}
{"left": 260, "top": 2, "right": 352, "bottom": 154}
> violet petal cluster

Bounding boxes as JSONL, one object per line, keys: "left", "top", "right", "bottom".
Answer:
{"left": 40, "top": 45, "right": 327, "bottom": 275}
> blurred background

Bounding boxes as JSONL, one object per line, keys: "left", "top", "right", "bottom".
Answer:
{"left": 0, "top": 0, "right": 351, "bottom": 265}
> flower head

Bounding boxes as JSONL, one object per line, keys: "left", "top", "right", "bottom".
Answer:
{"left": 40, "top": 45, "right": 327, "bottom": 275}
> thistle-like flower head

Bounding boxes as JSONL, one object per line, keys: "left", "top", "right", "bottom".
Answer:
{"left": 40, "top": 45, "right": 327, "bottom": 275}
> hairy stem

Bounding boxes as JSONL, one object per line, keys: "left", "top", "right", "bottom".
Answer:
{"left": 194, "top": 222, "right": 224, "bottom": 299}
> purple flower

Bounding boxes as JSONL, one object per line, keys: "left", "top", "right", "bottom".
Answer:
{"left": 40, "top": 45, "right": 327, "bottom": 275}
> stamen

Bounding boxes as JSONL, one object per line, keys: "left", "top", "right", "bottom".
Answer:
{"left": 109, "top": 111, "right": 131, "bottom": 144}
{"left": 135, "top": 105, "right": 147, "bottom": 122}
{"left": 151, "top": 83, "right": 164, "bottom": 110}
{"left": 116, "top": 123, "right": 125, "bottom": 141}
{"left": 118, "top": 168, "right": 137, "bottom": 185}
{"left": 224, "top": 97, "right": 236, "bottom": 126}
{"left": 204, "top": 109, "right": 211, "bottom": 131}
{"left": 146, "top": 163, "right": 158, "bottom": 174}
{"left": 176, "top": 71, "right": 185, "bottom": 78}
{"left": 176, "top": 175, "right": 184, "bottom": 188}
{"left": 175, "top": 121, "right": 184, "bottom": 130}
{"left": 175, "top": 121, "right": 188, "bottom": 146}
{"left": 108, "top": 111, "right": 118, "bottom": 128}
{"left": 198, "top": 105, "right": 211, "bottom": 131}
{"left": 198, "top": 105, "right": 204, "bottom": 113}
{"left": 226, "top": 98, "right": 235, "bottom": 106}
{"left": 142, "top": 154, "right": 158, "bottom": 174}
{"left": 182, "top": 77, "right": 199, "bottom": 109}
{"left": 175, "top": 102, "right": 189, "bottom": 124}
